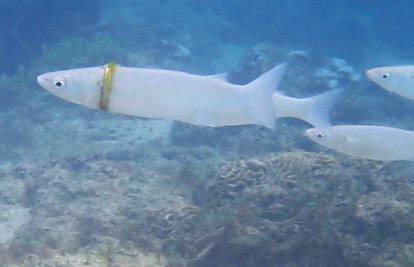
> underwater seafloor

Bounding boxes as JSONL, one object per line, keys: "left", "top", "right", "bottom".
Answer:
{"left": 2, "top": 1, "right": 414, "bottom": 267}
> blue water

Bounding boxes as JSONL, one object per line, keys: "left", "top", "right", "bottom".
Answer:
{"left": 1, "top": 1, "right": 414, "bottom": 266}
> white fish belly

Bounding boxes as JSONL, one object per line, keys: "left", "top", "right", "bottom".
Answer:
{"left": 108, "top": 67, "right": 256, "bottom": 127}
{"left": 336, "top": 126, "right": 414, "bottom": 161}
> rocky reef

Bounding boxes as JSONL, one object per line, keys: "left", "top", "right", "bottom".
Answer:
{"left": 1, "top": 147, "right": 414, "bottom": 266}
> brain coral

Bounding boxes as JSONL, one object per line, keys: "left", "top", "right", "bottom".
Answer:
{"left": 195, "top": 151, "right": 345, "bottom": 266}
{"left": 206, "top": 151, "right": 341, "bottom": 206}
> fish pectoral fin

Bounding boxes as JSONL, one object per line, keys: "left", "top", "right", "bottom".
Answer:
{"left": 345, "top": 136, "right": 360, "bottom": 144}
{"left": 207, "top": 73, "right": 228, "bottom": 82}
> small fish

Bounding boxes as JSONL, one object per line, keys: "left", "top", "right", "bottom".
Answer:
{"left": 306, "top": 125, "right": 414, "bottom": 161}
{"left": 37, "top": 63, "right": 341, "bottom": 129}
{"left": 366, "top": 65, "right": 414, "bottom": 101}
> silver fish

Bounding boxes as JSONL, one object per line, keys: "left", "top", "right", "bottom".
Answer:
{"left": 306, "top": 125, "right": 414, "bottom": 161}
{"left": 37, "top": 63, "right": 341, "bottom": 129}
{"left": 366, "top": 65, "right": 414, "bottom": 101}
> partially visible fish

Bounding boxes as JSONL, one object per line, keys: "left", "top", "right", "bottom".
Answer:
{"left": 37, "top": 63, "right": 341, "bottom": 129}
{"left": 306, "top": 125, "right": 414, "bottom": 161}
{"left": 366, "top": 65, "right": 414, "bottom": 101}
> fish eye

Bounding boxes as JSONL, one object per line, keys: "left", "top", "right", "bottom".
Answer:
{"left": 317, "top": 133, "right": 323, "bottom": 138}
{"left": 382, "top": 73, "right": 390, "bottom": 79}
{"left": 53, "top": 77, "right": 66, "bottom": 88}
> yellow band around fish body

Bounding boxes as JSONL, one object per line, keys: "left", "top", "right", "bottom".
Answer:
{"left": 100, "top": 63, "right": 116, "bottom": 111}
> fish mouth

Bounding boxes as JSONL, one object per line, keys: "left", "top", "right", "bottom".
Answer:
{"left": 365, "top": 69, "right": 374, "bottom": 81}
{"left": 36, "top": 74, "right": 49, "bottom": 89}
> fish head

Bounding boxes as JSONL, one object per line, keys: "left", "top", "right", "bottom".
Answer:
{"left": 366, "top": 66, "right": 414, "bottom": 100}
{"left": 37, "top": 66, "right": 104, "bottom": 109}
{"left": 305, "top": 127, "right": 336, "bottom": 148}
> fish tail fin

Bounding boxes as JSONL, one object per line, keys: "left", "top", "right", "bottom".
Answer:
{"left": 247, "top": 63, "right": 287, "bottom": 130}
{"left": 272, "top": 89, "right": 343, "bottom": 127}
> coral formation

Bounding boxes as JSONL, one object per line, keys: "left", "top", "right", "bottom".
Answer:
{"left": 192, "top": 152, "right": 414, "bottom": 267}
{"left": 0, "top": 137, "right": 414, "bottom": 266}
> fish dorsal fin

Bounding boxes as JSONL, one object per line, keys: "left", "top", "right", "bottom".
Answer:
{"left": 207, "top": 73, "right": 228, "bottom": 82}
